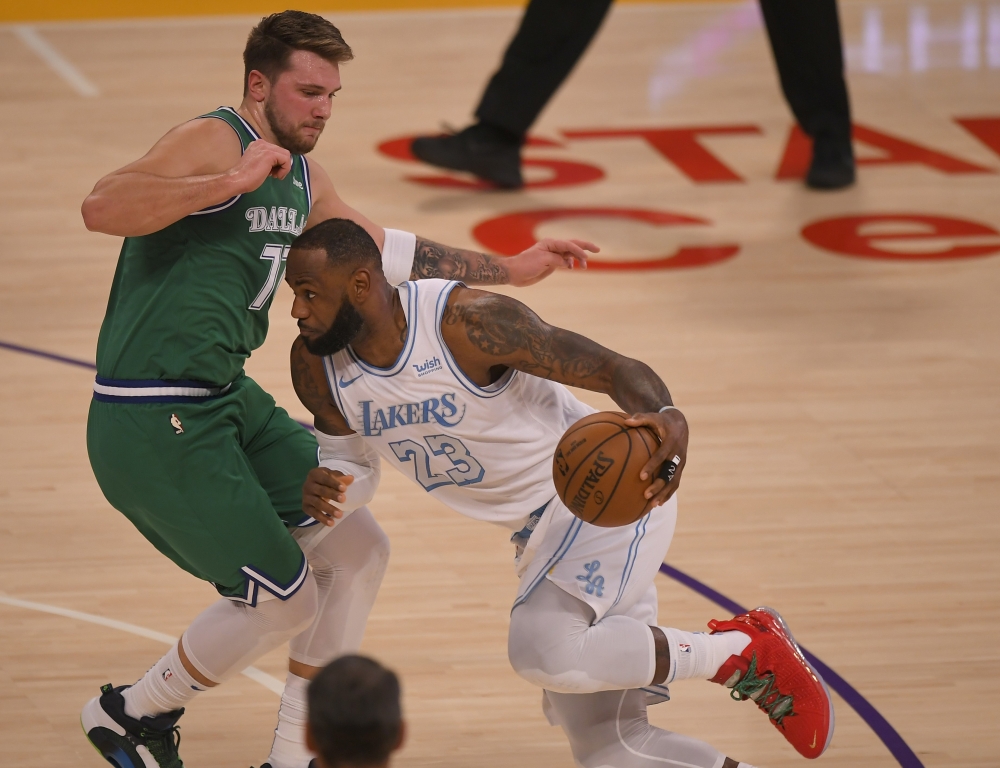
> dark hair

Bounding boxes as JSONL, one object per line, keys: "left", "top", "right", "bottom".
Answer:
{"left": 308, "top": 655, "right": 402, "bottom": 767}
{"left": 243, "top": 10, "right": 353, "bottom": 95}
{"left": 291, "top": 218, "right": 382, "bottom": 272}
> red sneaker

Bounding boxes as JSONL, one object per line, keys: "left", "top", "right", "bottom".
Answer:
{"left": 708, "top": 607, "right": 834, "bottom": 759}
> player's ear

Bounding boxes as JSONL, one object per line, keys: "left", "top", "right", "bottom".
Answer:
{"left": 350, "top": 267, "right": 372, "bottom": 301}
{"left": 246, "top": 69, "right": 269, "bottom": 102}
{"left": 394, "top": 720, "right": 407, "bottom": 752}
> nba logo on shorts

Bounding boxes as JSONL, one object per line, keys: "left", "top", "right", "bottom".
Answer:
{"left": 162, "top": 668, "right": 174, "bottom": 682}
{"left": 678, "top": 643, "right": 691, "bottom": 653}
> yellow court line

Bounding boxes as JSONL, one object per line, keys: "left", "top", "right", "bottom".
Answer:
{"left": 3, "top": 0, "right": 729, "bottom": 24}
{"left": 0, "top": 592, "right": 285, "bottom": 695}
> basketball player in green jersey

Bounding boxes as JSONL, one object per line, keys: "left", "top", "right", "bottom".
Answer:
{"left": 80, "top": 11, "right": 595, "bottom": 768}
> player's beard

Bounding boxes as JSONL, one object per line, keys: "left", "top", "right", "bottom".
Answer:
{"left": 303, "top": 299, "right": 365, "bottom": 357}
{"left": 264, "top": 100, "right": 322, "bottom": 155}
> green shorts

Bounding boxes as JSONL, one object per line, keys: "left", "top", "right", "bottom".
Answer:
{"left": 87, "top": 375, "right": 319, "bottom": 604}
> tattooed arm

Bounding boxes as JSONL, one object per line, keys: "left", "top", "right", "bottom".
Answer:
{"left": 290, "top": 337, "right": 366, "bottom": 526}
{"left": 411, "top": 236, "right": 599, "bottom": 287}
{"left": 290, "top": 336, "right": 353, "bottom": 436}
{"left": 440, "top": 287, "right": 688, "bottom": 507}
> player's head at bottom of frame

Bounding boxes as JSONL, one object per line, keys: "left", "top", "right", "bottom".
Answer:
{"left": 308, "top": 654, "right": 405, "bottom": 768}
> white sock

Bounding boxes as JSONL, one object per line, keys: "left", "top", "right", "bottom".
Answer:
{"left": 267, "top": 672, "right": 315, "bottom": 768}
{"left": 122, "top": 642, "right": 207, "bottom": 719}
{"left": 660, "top": 629, "right": 750, "bottom": 683}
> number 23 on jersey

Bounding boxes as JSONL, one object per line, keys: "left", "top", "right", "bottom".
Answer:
{"left": 389, "top": 434, "right": 485, "bottom": 491}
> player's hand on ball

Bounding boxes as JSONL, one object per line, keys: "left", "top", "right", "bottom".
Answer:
{"left": 302, "top": 467, "right": 355, "bottom": 527}
{"left": 506, "top": 238, "right": 598, "bottom": 286}
{"left": 229, "top": 139, "right": 293, "bottom": 193}
{"left": 626, "top": 408, "right": 688, "bottom": 512}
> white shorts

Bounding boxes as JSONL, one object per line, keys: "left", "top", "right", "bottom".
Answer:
{"left": 513, "top": 495, "right": 677, "bottom": 623}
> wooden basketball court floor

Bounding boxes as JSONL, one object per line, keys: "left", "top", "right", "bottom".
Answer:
{"left": 1, "top": 1, "right": 999, "bottom": 765}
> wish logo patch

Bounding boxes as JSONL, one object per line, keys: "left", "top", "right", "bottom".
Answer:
{"left": 413, "top": 356, "right": 442, "bottom": 377}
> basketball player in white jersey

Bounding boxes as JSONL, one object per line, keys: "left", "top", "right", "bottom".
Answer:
{"left": 283, "top": 218, "right": 834, "bottom": 767}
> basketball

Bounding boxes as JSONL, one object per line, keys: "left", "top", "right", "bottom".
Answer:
{"left": 552, "top": 411, "right": 659, "bottom": 527}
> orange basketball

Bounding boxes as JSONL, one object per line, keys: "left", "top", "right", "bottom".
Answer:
{"left": 552, "top": 411, "right": 659, "bottom": 527}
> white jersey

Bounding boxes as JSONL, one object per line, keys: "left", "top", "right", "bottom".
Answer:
{"left": 323, "top": 279, "right": 595, "bottom": 531}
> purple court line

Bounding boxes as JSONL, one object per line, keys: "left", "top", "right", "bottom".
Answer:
{"left": 0, "top": 339, "right": 315, "bottom": 431}
{"left": 659, "top": 563, "right": 923, "bottom": 768}
{"left": 0, "top": 339, "right": 98, "bottom": 370}
{"left": 1, "top": 338, "right": 920, "bottom": 765}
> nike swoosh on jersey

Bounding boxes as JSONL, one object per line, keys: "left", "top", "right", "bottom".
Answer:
{"left": 339, "top": 373, "right": 363, "bottom": 388}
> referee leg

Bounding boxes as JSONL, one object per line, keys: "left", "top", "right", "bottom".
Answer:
{"left": 758, "top": 0, "right": 855, "bottom": 187}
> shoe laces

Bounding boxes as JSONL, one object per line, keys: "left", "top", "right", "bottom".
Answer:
{"left": 730, "top": 652, "right": 796, "bottom": 726}
{"left": 138, "top": 724, "right": 182, "bottom": 768}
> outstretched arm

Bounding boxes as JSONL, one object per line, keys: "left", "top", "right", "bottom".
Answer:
{"left": 305, "top": 159, "right": 596, "bottom": 287}
{"left": 441, "top": 288, "right": 688, "bottom": 508}
{"left": 412, "top": 237, "right": 597, "bottom": 287}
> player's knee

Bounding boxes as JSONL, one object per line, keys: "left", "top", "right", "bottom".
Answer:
{"left": 255, "top": 569, "right": 319, "bottom": 636}
{"left": 309, "top": 509, "right": 391, "bottom": 590}
{"left": 359, "top": 520, "right": 391, "bottom": 579}
{"left": 507, "top": 604, "right": 586, "bottom": 690}
{"left": 287, "top": 569, "right": 320, "bottom": 631}
{"left": 507, "top": 606, "right": 543, "bottom": 683}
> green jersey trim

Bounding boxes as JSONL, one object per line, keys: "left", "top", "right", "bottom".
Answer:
{"left": 191, "top": 107, "right": 312, "bottom": 219}
{"left": 191, "top": 109, "right": 249, "bottom": 216}
{"left": 300, "top": 152, "right": 313, "bottom": 214}
{"left": 218, "top": 105, "right": 261, "bottom": 140}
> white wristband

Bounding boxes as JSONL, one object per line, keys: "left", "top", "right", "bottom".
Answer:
{"left": 658, "top": 405, "right": 679, "bottom": 413}
{"left": 315, "top": 430, "right": 382, "bottom": 517}
{"left": 381, "top": 228, "right": 416, "bottom": 286}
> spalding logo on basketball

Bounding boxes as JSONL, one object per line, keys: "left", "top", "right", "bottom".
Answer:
{"left": 553, "top": 411, "right": 658, "bottom": 527}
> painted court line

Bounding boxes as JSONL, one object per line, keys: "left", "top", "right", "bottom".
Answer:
{"left": 0, "top": 339, "right": 315, "bottom": 430}
{"left": 0, "top": 593, "right": 284, "bottom": 695}
{"left": 0, "top": 340, "right": 98, "bottom": 371}
{"left": 0, "top": 338, "right": 921, "bottom": 765}
{"left": 13, "top": 25, "right": 100, "bottom": 97}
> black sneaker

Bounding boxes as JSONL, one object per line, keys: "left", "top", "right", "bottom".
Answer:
{"left": 806, "top": 133, "right": 856, "bottom": 190}
{"left": 82, "top": 684, "right": 184, "bottom": 768}
{"left": 411, "top": 123, "right": 523, "bottom": 189}
{"left": 255, "top": 762, "right": 318, "bottom": 767}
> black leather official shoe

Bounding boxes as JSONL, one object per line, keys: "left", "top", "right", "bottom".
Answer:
{"left": 411, "top": 123, "right": 523, "bottom": 189}
{"left": 82, "top": 684, "right": 184, "bottom": 768}
{"left": 806, "top": 133, "right": 856, "bottom": 190}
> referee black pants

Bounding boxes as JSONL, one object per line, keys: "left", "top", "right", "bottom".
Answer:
{"left": 475, "top": 0, "right": 851, "bottom": 142}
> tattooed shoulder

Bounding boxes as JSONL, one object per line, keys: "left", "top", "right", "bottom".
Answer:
{"left": 450, "top": 291, "right": 613, "bottom": 383}
{"left": 460, "top": 293, "right": 549, "bottom": 361}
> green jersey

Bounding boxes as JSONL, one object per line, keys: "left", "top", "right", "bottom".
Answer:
{"left": 95, "top": 107, "right": 312, "bottom": 386}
